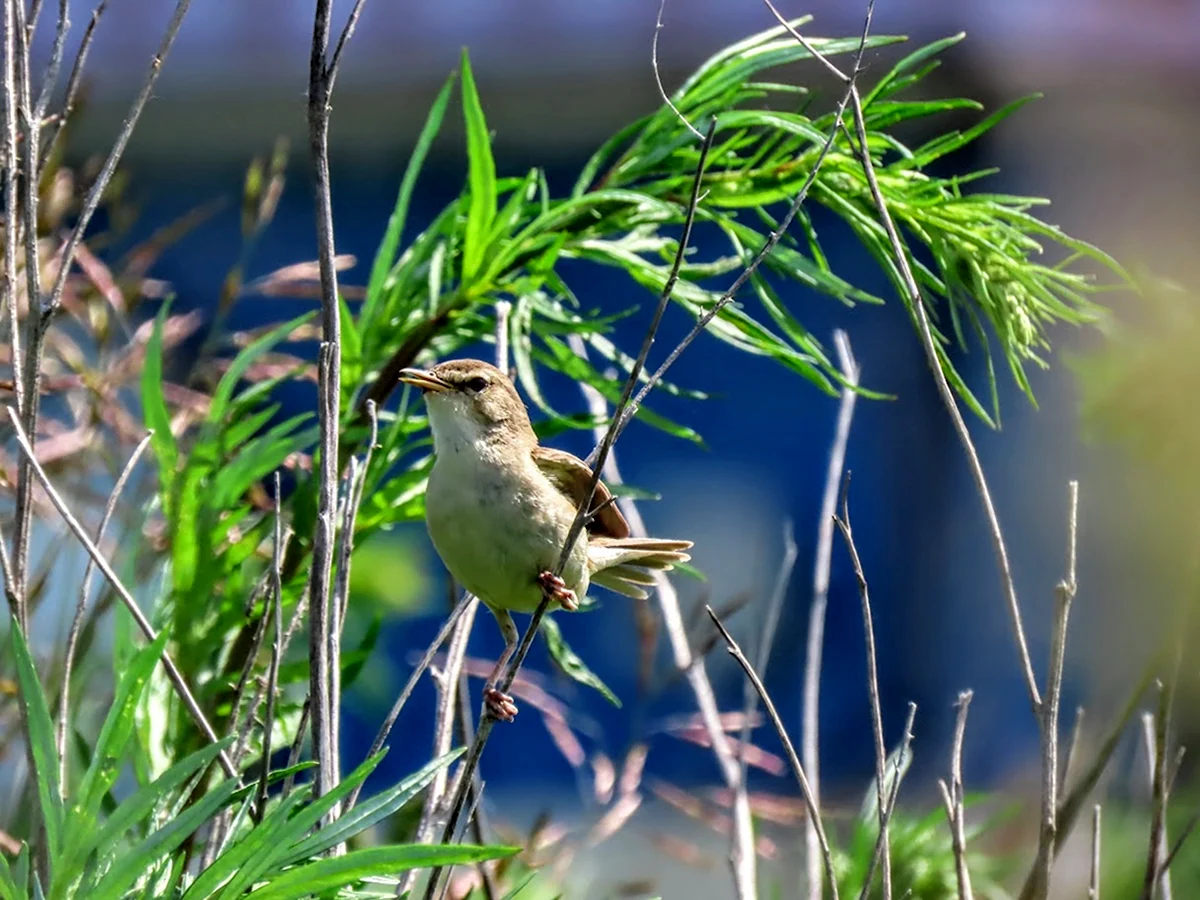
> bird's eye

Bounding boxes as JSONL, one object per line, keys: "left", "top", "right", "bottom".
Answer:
{"left": 464, "top": 376, "right": 488, "bottom": 393}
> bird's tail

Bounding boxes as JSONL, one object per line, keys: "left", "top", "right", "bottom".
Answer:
{"left": 588, "top": 537, "right": 693, "bottom": 599}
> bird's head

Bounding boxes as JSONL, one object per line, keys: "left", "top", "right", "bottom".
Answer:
{"left": 398, "top": 359, "right": 535, "bottom": 455}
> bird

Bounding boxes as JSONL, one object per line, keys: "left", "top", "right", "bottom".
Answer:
{"left": 399, "top": 358, "right": 693, "bottom": 722}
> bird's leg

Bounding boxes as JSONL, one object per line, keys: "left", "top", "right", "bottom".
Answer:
{"left": 483, "top": 607, "right": 520, "bottom": 722}
{"left": 537, "top": 570, "right": 578, "bottom": 612}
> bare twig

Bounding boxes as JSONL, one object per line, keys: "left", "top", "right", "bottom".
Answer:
{"left": 1141, "top": 689, "right": 1173, "bottom": 900}
{"left": 403, "top": 588, "right": 476, "bottom": 895}
{"left": 33, "top": 0, "right": 71, "bottom": 122}
{"left": 342, "top": 593, "right": 475, "bottom": 813}
{"left": 57, "top": 431, "right": 153, "bottom": 789}
{"left": 282, "top": 699, "right": 311, "bottom": 801}
{"left": 1054, "top": 661, "right": 1156, "bottom": 856}
{"left": 1090, "top": 805, "right": 1102, "bottom": 900}
{"left": 1, "top": 0, "right": 23, "bottom": 444}
{"left": 41, "top": 0, "right": 110, "bottom": 168}
{"left": 804, "top": 328, "right": 859, "bottom": 900}
{"left": 652, "top": 0, "right": 703, "bottom": 140}
{"left": 5, "top": 406, "right": 240, "bottom": 783}
{"left": 834, "top": 477, "right": 893, "bottom": 898}
{"left": 857, "top": 703, "right": 917, "bottom": 900}
{"left": 763, "top": 0, "right": 1043, "bottom": 715}
{"left": 707, "top": 605, "right": 839, "bottom": 900}
{"left": 256, "top": 474, "right": 286, "bottom": 821}
{"left": 1029, "top": 481, "right": 1080, "bottom": 900}
{"left": 571, "top": 333, "right": 758, "bottom": 897}
{"left": 938, "top": 691, "right": 975, "bottom": 900}
{"left": 306, "top": 0, "right": 356, "bottom": 803}
{"left": 739, "top": 522, "right": 796, "bottom": 782}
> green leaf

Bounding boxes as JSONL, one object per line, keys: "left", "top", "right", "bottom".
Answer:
{"left": 245, "top": 844, "right": 519, "bottom": 900}
{"left": 459, "top": 48, "right": 497, "bottom": 283}
{"left": 89, "top": 774, "right": 240, "bottom": 900}
{"left": 75, "top": 631, "right": 169, "bottom": 823}
{"left": 279, "top": 749, "right": 465, "bottom": 866}
{"left": 9, "top": 618, "right": 63, "bottom": 864}
{"left": 57, "top": 738, "right": 236, "bottom": 894}
{"left": 362, "top": 71, "right": 457, "bottom": 337}
{"left": 339, "top": 292, "right": 363, "bottom": 390}
{"left": 207, "top": 312, "right": 314, "bottom": 426}
{"left": 202, "top": 750, "right": 390, "bottom": 900}
{"left": 141, "top": 302, "right": 177, "bottom": 505}
{"left": 0, "top": 843, "right": 22, "bottom": 900}
{"left": 540, "top": 617, "right": 620, "bottom": 707}
{"left": 862, "top": 33, "right": 967, "bottom": 106}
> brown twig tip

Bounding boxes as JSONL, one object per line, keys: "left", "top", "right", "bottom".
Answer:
{"left": 707, "top": 604, "right": 840, "bottom": 900}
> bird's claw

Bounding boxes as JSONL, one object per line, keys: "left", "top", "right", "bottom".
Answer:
{"left": 537, "top": 570, "right": 578, "bottom": 611}
{"left": 484, "top": 686, "right": 519, "bottom": 722}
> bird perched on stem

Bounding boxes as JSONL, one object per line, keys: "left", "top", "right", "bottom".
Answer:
{"left": 399, "top": 359, "right": 692, "bottom": 722}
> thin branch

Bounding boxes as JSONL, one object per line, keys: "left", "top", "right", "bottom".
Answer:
{"left": 57, "top": 431, "right": 153, "bottom": 790}
{"left": 834, "top": 477, "right": 893, "bottom": 898}
{"left": 939, "top": 691, "right": 975, "bottom": 900}
{"left": 1160, "top": 807, "right": 1200, "bottom": 881}
{"left": 256, "top": 473, "right": 286, "bottom": 822}
{"left": 33, "top": 0, "right": 70, "bottom": 122}
{"left": 2, "top": 0, "right": 23, "bottom": 442}
{"left": 325, "top": 0, "right": 371, "bottom": 94}
{"left": 454, "top": 668, "right": 498, "bottom": 900}
{"left": 857, "top": 702, "right": 917, "bottom": 900}
{"left": 342, "top": 593, "right": 474, "bottom": 813}
{"left": 306, "top": 0, "right": 350, "bottom": 806}
{"left": 763, "top": 0, "right": 1044, "bottom": 714}
{"left": 707, "top": 605, "right": 839, "bottom": 900}
{"left": 1141, "top": 688, "right": 1173, "bottom": 900}
{"left": 41, "top": 0, "right": 110, "bottom": 169}
{"left": 572, "top": 333, "right": 758, "bottom": 897}
{"left": 15, "top": 0, "right": 193, "bottom": 644}
{"left": 605, "top": 0, "right": 875, "bottom": 455}
{"left": 5, "top": 406, "right": 240, "bottom": 782}
{"left": 1053, "top": 661, "right": 1156, "bottom": 856}
{"left": 652, "top": 0, "right": 703, "bottom": 140}
{"left": 739, "top": 521, "right": 796, "bottom": 783}
{"left": 12, "top": 0, "right": 42, "bottom": 620}
{"left": 1029, "top": 481, "right": 1080, "bottom": 900}
{"left": 34, "top": 0, "right": 191, "bottom": 320}
{"left": 403, "top": 588, "right": 477, "bottom": 896}
{"left": 1090, "top": 805, "right": 1102, "bottom": 900}
{"left": 569, "top": 118, "right": 713, "bottom": 560}
{"left": 800, "top": 330, "right": 859, "bottom": 900}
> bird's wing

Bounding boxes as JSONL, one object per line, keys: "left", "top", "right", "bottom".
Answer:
{"left": 531, "top": 445, "right": 630, "bottom": 539}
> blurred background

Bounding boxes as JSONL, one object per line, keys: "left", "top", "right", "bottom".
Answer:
{"left": 22, "top": 0, "right": 1200, "bottom": 894}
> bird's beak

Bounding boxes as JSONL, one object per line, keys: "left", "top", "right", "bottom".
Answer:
{"left": 398, "top": 367, "right": 452, "bottom": 394}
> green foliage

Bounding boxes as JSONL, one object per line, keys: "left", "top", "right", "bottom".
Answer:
{"left": 5, "top": 17, "right": 1137, "bottom": 900}
{"left": 4, "top": 625, "right": 513, "bottom": 900}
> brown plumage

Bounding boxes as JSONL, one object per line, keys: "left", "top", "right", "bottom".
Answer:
{"left": 399, "top": 358, "right": 692, "bottom": 721}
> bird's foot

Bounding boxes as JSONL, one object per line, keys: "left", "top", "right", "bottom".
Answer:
{"left": 483, "top": 686, "right": 519, "bottom": 722}
{"left": 537, "top": 570, "right": 578, "bottom": 611}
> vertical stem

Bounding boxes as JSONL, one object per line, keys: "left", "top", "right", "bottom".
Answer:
{"left": 306, "top": 0, "right": 343, "bottom": 808}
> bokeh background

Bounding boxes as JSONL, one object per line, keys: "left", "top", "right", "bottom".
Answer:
{"left": 23, "top": 0, "right": 1200, "bottom": 894}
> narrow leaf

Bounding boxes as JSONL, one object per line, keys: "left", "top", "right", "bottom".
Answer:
{"left": 540, "top": 617, "right": 621, "bottom": 707}
{"left": 459, "top": 48, "right": 497, "bottom": 283}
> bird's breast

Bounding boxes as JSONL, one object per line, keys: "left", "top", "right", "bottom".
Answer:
{"left": 424, "top": 451, "right": 587, "bottom": 613}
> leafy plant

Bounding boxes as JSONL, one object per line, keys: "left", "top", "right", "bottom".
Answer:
{"left": 1, "top": 615, "right": 515, "bottom": 900}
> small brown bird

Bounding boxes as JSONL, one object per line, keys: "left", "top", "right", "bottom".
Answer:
{"left": 399, "top": 359, "right": 693, "bottom": 721}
